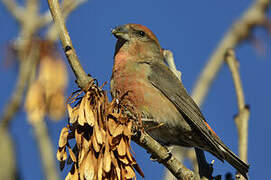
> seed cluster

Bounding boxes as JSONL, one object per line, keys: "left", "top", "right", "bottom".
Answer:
{"left": 57, "top": 84, "right": 144, "bottom": 180}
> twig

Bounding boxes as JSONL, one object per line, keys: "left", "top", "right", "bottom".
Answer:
{"left": 1, "top": 0, "right": 24, "bottom": 21}
{"left": 32, "top": 120, "right": 60, "bottom": 180}
{"left": 0, "top": 128, "right": 17, "bottom": 180}
{"left": 46, "top": 0, "right": 87, "bottom": 41}
{"left": 0, "top": 37, "right": 40, "bottom": 180}
{"left": 191, "top": 0, "right": 271, "bottom": 107}
{"left": 47, "top": 0, "right": 92, "bottom": 89}
{"left": 132, "top": 131, "right": 198, "bottom": 180}
{"left": 225, "top": 49, "right": 250, "bottom": 179}
{"left": 163, "top": 49, "right": 182, "bottom": 81}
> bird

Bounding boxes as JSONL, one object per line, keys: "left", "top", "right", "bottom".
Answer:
{"left": 110, "top": 23, "right": 249, "bottom": 178}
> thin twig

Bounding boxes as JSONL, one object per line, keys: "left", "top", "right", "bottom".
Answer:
{"left": 1, "top": 0, "right": 24, "bottom": 21}
{"left": 47, "top": 0, "right": 92, "bottom": 89}
{"left": 191, "top": 0, "right": 271, "bottom": 107}
{"left": 46, "top": 0, "right": 87, "bottom": 41}
{"left": 163, "top": 49, "right": 182, "bottom": 81}
{"left": 225, "top": 49, "right": 250, "bottom": 180}
{"left": 32, "top": 120, "right": 60, "bottom": 180}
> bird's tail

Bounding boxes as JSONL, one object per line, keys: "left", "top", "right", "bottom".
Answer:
{"left": 219, "top": 144, "right": 249, "bottom": 179}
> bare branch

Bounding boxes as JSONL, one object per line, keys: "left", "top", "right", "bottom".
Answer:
{"left": 1, "top": 0, "right": 24, "bottom": 22}
{"left": 47, "top": 0, "right": 92, "bottom": 89}
{"left": 46, "top": 0, "right": 87, "bottom": 41}
{"left": 191, "top": 0, "right": 271, "bottom": 107}
{"left": 0, "top": 45, "right": 39, "bottom": 129}
{"left": 32, "top": 120, "right": 60, "bottom": 180}
{"left": 225, "top": 49, "right": 250, "bottom": 167}
{"left": 163, "top": 49, "right": 182, "bottom": 81}
{"left": 40, "top": 0, "right": 86, "bottom": 32}
{"left": 132, "top": 131, "right": 198, "bottom": 180}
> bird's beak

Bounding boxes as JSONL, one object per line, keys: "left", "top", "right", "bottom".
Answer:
{"left": 111, "top": 25, "right": 129, "bottom": 40}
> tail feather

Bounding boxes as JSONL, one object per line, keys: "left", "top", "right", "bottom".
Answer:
{"left": 219, "top": 144, "right": 249, "bottom": 179}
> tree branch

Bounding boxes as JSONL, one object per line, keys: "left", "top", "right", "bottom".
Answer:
{"left": 1, "top": 0, "right": 24, "bottom": 22}
{"left": 132, "top": 131, "right": 198, "bottom": 180}
{"left": 47, "top": 0, "right": 92, "bottom": 89}
{"left": 225, "top": 49, "right": 250, "bottom": 180}
{"left": 191, "top": 0, "right": 271, "bottom": 107}
{"left": 32, "top": 120, "right": 60, "bottom": 180}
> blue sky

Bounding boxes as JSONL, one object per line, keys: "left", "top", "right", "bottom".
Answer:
{"left": 1, "top": 0, "right": 271, "bottom": 179}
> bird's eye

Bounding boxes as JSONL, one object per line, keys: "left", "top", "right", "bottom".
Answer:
{"left": 138, "top": 31, "right": 145, "bottom": 37}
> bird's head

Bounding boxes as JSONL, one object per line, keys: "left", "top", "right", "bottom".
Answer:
{"left": 111, "top": 24, "right": 162, "bottom": 59}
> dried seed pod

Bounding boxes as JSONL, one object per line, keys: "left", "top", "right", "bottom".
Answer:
{"left": 58, "top": 127, "right": 69, "bottom": 148}
{"left": 117, "top": 137, "right": 126, "bottom": 156}
{"left": 112, "top": 124, "right": 124, "bottom": 138}
{"left": 68, "top": 146, "right": 77, "bottom": 163}
{"left": 57, "top": 147, "right": 67, "bottom": 161}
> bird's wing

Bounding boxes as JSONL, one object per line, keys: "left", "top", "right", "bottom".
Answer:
{"left": 145, "top": 60, "right": 224, "bottom": 159}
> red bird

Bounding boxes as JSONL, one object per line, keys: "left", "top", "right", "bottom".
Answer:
{"left": 110, "top": 24, "right": 249, "bottom": 178}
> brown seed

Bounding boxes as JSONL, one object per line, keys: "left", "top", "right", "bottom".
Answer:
{"left": 92, "top": 134, "right": 100, "bottom": 153}
{"left": 94, "top": 123, "right": 103, "bottom": 145}
{"left": 84, "top": 100, "right": 95, "bottom": 126}
{"left": 125, "top": 165, "right": 135, "bottom": 179}
{"left": 58, "top": 127, "right": 69, "bottom": 148}
{"left": 68, "top": 146, "right": 77, "bottom": 163}
{"left": 78, "top": 96, "right": 86, "bottom": 126}
{"left": 117, "top": 137, "right": 126, "bottom": 156}
{"left": 57, "top": 147, "right": 67, "bottom": 161}
{"left": 103, "top": 145, "right": 111, "bottom": 173}
{"left": 112, "top": 124, "right": 124, "bottom": 137}
{"left": 108, "top": 118, "right": 118, "bottom": 136}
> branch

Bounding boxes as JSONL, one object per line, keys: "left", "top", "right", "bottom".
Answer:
{"left": 132, "top": 131, "right": 198, "bottom": 180}
{"left": 46, "top": 0, "right": 87, "bottom": 41}
{"left": 163, "top": 49, "right": 182, "bottom": 81}
{"left": 225, "top": 49, "right": 250, "bottom": 179}
{"left": 47, "top": 0, "right": 92, "bottom": 89}
{"left": 191, "top": 0, "right": 271, "bottom": 107}
{"left": 1, "top": 0, "right": 24, "bottom": 22}
{"left": 32, "top": 120, "right": 60, "bottom": 180}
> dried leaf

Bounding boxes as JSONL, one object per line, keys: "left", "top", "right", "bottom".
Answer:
{"left": 68, "top": 146, "right": 77, "bottom": 162}
{"left": 67, "top": 104, "right": 73, "bottom": 118}
{"left": 97, "top": 155, "right": 103, "bottom": 180}
{"left": 125, "top": 165, "right": 135, "bottom": 179}
{"left": 58, "top": 127, "right": 69, "bottom": 148}
{"left": 117, "top": 137, "right": 126, "bottom": 156}
{"left": 108, "top": 118, "right": 118, "bottom": 136}
{"left": 78, "top": 97, "right": 86, "bottom": 126}
{"left": 84, "top": 97, "right": 95, "bottom": 126}
{"left": 112, "top": 124, "right": 124, "bottom": 137}
{"left": 57, "top": 147, "right": 67, "bottom": 161}
{"left": 94, "top": 124, "right": 103, "bottom": 145}
{"left": 92, "top": 134, "right": 100, "bottom": 153}
{"left": 123, "top": 121, "right": 133, "bottom": 137}
{"left": 75, "top": 129, "right": 82, "bottom": 149}
{"left": 69, "top": 106, "right": 79, "bottom": 124}
{"left": 111, "top": 151, "right": 121, "bottom": 180}
{"left": 83, "top": 151, "right": 95, "bottom": 180}
{"left": 103, "top": 145, "right": 111, "bottom": 173}
{"left": 119, "top": 155, "right": 129, "bottom": 165}
{"left": 49, "top": 92, "right": 65, "bottom": 121}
